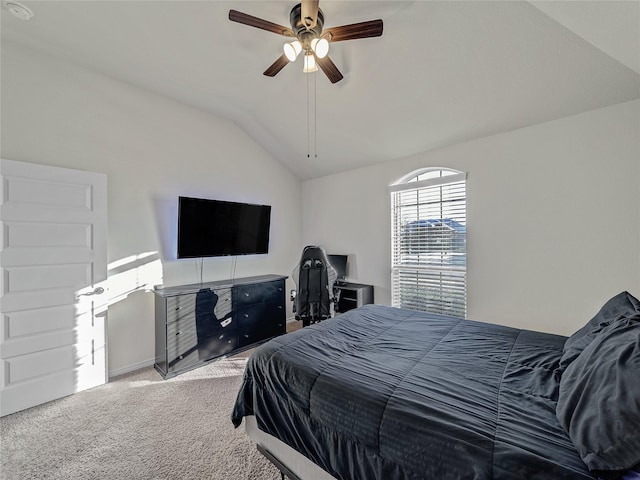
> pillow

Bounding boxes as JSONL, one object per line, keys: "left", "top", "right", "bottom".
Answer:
{"left": 559, "top": 292, "right": 640, "bottom": 372}
{"left": 556, "top": 315, "right": 640, "bottom": 474}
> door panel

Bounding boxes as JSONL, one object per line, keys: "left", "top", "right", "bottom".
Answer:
{"left": 0, "top": 159, "right": 108, "bottom": 416}
{"left": 5, "top": 176, "right": 93, "bottom": 209}
{"left": 6, "top": 264, "right": 92, "bottom": 292}
{"left": 3, "top": 305, "right": 75, "bottom": 337}
{"left": 7, "top": 222, "right": 92, "bottom": 248}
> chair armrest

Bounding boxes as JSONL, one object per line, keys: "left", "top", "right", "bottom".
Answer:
{"left": 290, "top": 289, "right": 297, "bottom": 313}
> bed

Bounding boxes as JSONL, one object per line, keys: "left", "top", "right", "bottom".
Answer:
{"left": 231, "top": 292, "right": 640, "bottom": 480}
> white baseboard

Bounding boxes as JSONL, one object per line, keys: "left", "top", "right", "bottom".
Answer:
{"left": 109, "top": 357, "right": 155, "bottom": 379}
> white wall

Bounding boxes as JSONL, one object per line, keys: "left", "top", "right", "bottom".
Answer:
{"left": 302, "top": 100, "right": 640, "bottom": 336}
{"left": 3, "top": 40, "right": 639, "bottom": 377}
{"left": 1, "top": 42, "right": 302, "bottom": 375}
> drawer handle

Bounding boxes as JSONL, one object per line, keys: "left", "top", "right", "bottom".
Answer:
{"left": 244, "top": 293, "right": 250, "bottom": 297}
{"left": 175, "top": 307, "right": 180, "bottom": 311}
{"left": 176, "top": 331, "right": 181, "bottom": 336}
{"left": 244, "top": 313, "right": 249, "bottom": 318}
{"left": 178, "top": 355, "right": 184, "bottom": 360}
{"left": 278, "top": 305, "right": 283, "bottom": 309}
{"left": 244, "top": 334, "right": 250, "bottom": 338}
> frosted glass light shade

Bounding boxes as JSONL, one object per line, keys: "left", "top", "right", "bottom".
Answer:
{"left": 303, "top": 53, "right": 318, "bottom": 73}
{"left": 283, "top": 40, "right": 302, "bottom": 62}
{"left": 311, "top": 38, "right": 329, "bottom": 59}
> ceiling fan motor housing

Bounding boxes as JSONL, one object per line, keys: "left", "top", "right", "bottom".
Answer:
{"left": 290, "top": 3, "right": 324, "bottom": 47}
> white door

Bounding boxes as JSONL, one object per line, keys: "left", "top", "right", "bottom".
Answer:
{"left": 0, "top": 159, "right": 108, "bottom": 416}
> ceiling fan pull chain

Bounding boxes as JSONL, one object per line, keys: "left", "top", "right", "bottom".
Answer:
{"left": 307, "top": 71, "right": 310, "bottom": 158}
{"left": 314, "top": 71, "right": 317, "bottom": 159}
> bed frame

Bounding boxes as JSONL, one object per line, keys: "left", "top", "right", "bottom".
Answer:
{"left": 245, "top": 416, "right": 336, "bottom": 480}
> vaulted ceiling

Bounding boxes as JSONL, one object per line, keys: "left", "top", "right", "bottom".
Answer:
{"left": 2, "top": 1, "right": 639, "bottom": 180}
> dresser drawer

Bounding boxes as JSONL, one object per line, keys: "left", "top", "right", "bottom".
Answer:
{"left": 167, "top": 338, "right": 199, "bottom": 372}
{"left": 166, "top": 294, "right": 196, "bottom": 323}
{"left": 236, "top": 303, "right": 285, "bottom": 330}
{"left": 192, "top": 288, "right": 234, "bottom": 333}
{"left": 166, "top": 317, "right": 198, "bottom": 350}
{"left": 235, "top": 280, "right": 285, "bottom": 307}
{"left": 167, "top": 288, "right": 232, "bottom": 324}
{"left": 167, "top": 331, "right": 238, "bottom": 371}
{"left": 196, "top": 331, "right": 238, "bottom": 362}
{"left": 167, "top": 311, "right": 236, "bottom": 341}
{"left": 238, "top": 321, "right": 285, "bottom": 348}
{"left": 211, "top": 288, "right": 232, "bottom": 319}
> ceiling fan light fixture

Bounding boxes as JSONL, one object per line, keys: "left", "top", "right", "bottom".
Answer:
{"left": 311, "top": 38, "right": 329, "bottom": 59}
{"left": 283, "top": 40, "right": 302, "bottom": 62}
{"left": 303, "top": 53, "right": 318, "bottom": 73}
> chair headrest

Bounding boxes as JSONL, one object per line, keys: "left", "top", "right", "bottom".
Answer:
{"left": 300, "top": 245, "right": 330, "bottom": 262}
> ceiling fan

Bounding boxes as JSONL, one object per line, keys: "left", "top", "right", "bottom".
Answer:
{"left": 228, "top": 0, "right": 383, "bottom": 83}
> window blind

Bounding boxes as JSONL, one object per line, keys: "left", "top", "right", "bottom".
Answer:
{"left": 391, "top": 171, "right": 466, "bottom": 318}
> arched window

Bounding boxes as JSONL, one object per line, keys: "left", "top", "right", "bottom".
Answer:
{"left": 389, "top": 168, "right": 467, "bottom": 318}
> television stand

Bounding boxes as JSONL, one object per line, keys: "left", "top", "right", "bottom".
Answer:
{"left": 334, "top": 282, "right": 374, "bottom": 313}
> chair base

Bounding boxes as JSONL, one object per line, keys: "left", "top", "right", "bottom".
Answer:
{"left": 301, "top": 316, "right": 330, "bottom": 328}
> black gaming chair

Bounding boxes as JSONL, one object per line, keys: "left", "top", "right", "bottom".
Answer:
{"left": 291, "top": 245, "right": 338, "bottom": 327}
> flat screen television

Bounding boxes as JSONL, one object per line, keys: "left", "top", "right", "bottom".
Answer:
{"left": 328, "top": 254, "right": 348, "bottom": 283}
{"left": 177, "top": 196, "right": 271, "bottom": 258}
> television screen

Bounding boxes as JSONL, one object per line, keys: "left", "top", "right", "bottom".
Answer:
{"left": 177, "top": 196, "right": 271, "bottom": 258}
{"left": 328, "top": 254, "right": 348, "bottom": 282}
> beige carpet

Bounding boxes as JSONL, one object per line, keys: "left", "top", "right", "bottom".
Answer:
{"left": 0, "top": 353, "right": 279, "bottom": 479}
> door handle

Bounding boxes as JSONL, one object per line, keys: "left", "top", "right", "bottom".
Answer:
{"left": 79, "top": 287, "right": 105, "bottom": 297}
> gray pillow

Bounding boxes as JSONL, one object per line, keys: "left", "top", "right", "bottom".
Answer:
{"left": 559, "top": 292, "right": 640, "bottom": 372}
{"left": 556, "top": 315, "right": 640, "bottom": 473}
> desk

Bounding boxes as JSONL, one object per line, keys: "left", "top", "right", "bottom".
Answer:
{"left": 334, "top": 282, "right": 374, "bottom": 313}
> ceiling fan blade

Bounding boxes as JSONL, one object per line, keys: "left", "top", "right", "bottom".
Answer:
{"left": 323, "top": 19, "right": 383, "bottom": 42}
{"left": 301, "top": 0, "right": 319, "bottom": 29}
{"left": 263, "top": 54, "right": 291, "bottom": 77}
{"left": 229, "top": 10, "right": 294, "bottom": 37}
{"left": 316, "top": 55, "right": 344, "bottom": 84}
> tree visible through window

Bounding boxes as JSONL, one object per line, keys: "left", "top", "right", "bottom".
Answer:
{"left": 390, "top": 168, "right": 467, "bottom": 317}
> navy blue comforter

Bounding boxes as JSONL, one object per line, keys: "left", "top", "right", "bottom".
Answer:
{"left": 232, "top": 304, "right": 594, "bottom": 479}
